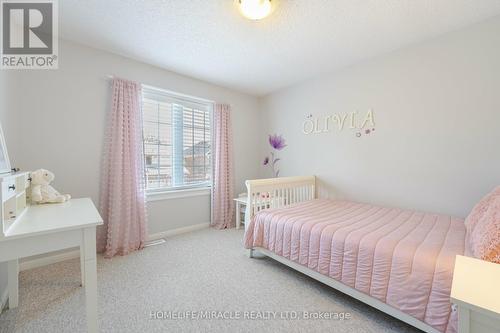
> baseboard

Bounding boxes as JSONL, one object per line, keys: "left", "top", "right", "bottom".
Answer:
{"left": 148, "top": 222, "right": 210, "bottom": 241}
{"left": 16, "top": 223, "right": 210, "bottom": 272}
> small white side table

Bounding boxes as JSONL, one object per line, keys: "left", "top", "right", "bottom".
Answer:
{"left": 450, "top": 255, "right": 500, "bottom": 333}
{"left": 233, "top": 197, "right": 247, "bottom": 230}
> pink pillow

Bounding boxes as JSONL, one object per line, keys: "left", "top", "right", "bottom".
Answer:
{"left": 468, "top": 195, "right": 500, "bottom": 263}
{"left": 465, "top": 186, "right": 500, "bottom": 234}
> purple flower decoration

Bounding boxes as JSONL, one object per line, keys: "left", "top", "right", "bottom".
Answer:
{"left": 269, "top": 134, "right": 287, "bottom": 150}
{"left": 263, "top": 134, "right": 287, "bottom": 177}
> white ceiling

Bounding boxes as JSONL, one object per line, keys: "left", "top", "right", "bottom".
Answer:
{"left": 60, "top": 0, "right": 500, "bottom": 96}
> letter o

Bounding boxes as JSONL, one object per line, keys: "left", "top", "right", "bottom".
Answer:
{"left": 302, "top": 120, "right": 314, "bottom": 135}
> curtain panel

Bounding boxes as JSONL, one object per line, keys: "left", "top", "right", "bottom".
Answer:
{"left": 98, "top": 78, "right": 148, "bottom": 257}
{"left": 211, "top": 103, "right": 235, "bottom": 229}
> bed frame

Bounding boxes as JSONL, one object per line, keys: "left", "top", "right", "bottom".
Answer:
{"left": 245, "top": 175, "right": 440, "bottom": 333}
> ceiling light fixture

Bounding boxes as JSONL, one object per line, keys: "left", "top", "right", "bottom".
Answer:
{"left": 238, "top": 0, "right": 275, "bottom": 20}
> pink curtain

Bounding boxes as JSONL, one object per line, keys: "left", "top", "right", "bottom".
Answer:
{"left": 211, "top": 104, "right": 235, "bottom": 229}
{"left": 97, "top": 78, "right": 147, "bottom": 258}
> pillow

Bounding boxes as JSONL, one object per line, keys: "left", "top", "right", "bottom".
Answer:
{"left": 464, "top": 186, "right": 500, "bottom": 234}
{"left": 468, "top": 195, "right": 500, "bottom": 263}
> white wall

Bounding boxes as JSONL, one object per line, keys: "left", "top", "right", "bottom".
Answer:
{"left": 260, "top": 16, "right": 500, "bottom": 218}
{"left": 3, "top": 39, "right": 261, "bottom": 236}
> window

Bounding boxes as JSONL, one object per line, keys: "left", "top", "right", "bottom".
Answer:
{"left": 142, "top": 86, "right": 212, "bottom": 192}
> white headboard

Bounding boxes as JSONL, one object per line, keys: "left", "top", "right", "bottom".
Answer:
{"left": 244, "top": 176, "right": 316, "bottom": 225}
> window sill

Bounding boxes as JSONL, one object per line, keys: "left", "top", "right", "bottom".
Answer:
{"left": 146, "top": 187, "right": 211, "bottom": 202}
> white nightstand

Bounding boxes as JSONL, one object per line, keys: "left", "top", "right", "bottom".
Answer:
{"left": 233, "top": 197, "right": 247, "bottom": 230}
{"left": 450, "top": 255, "right": 500, "bottom": 333}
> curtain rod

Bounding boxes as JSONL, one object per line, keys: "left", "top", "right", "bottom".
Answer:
{"left": 105, "top": 74, "right": 217, "bottom": 105}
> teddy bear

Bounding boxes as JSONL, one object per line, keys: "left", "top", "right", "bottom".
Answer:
{"left": 30, "top": 169, "right": 71, "bottom": 204}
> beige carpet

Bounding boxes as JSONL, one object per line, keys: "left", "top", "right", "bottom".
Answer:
{"left": 0, "top": 228, "right": 421, "bottom": 333}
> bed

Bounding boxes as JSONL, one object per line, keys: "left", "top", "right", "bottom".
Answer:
{"left": 243, "top": 176, "right": 466, "bottom": 333}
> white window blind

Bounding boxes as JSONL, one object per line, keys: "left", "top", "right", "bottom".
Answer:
{"left": 142, "top": 86, "right": 212, "bottom": 192}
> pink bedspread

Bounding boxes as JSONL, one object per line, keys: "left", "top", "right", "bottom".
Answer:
{"left": 244, "top": 199, "right": 466, "bottom": 333}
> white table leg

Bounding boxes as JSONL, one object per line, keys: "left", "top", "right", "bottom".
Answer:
{"left": 83, "top": 227, "right": 98, "bottom": 333}
{"left": 236, "top": 202, "right": 241, "bottom": 229}
{"left": 80, "top": 236, "right": 86, "bottom": 287}
{"left": 7, "top": 259, "right": 19, "bottom": 309}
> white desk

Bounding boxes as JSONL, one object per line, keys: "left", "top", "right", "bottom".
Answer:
{"left": 0, "top": 198, "right": 103, "bottom": 333}
{"left": 450, "top": 255, "right": 500, "bottom": 333}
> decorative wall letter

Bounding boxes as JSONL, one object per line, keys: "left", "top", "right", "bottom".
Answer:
{"left": 302, "top": 119, "right": 314, "bottom": 135}
{"left": 360, "top": 109, "right": 375, "bottom": 128}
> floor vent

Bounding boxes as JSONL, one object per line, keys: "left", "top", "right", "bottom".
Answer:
{"left": 144, "top": 238, "right": 166, "bottom": 247}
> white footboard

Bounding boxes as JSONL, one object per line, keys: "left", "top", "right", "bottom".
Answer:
{"left": 244, "top": 176, "right": 316, "bottom": 228}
